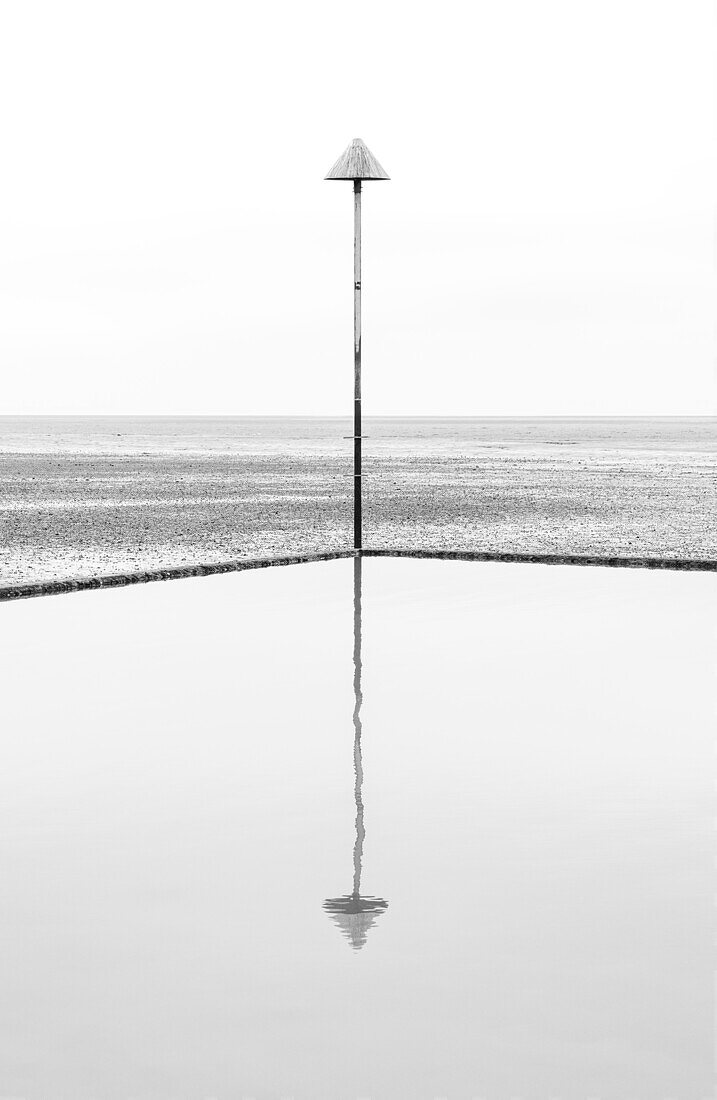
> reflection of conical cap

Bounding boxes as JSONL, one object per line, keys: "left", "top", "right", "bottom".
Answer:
{"left": 325, "top": 138, "right": 390, "bottom": 181}
{"left": 323, "top": 895, "right": 388, "bottom": 950}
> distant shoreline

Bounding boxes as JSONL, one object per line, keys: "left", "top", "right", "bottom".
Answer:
{"left": 1, "top": 414, "right": 715, "bottom": 421}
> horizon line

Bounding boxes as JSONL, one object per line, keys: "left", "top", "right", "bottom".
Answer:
{"left": 1, "top": 412, "right": 715, "bottom": 420}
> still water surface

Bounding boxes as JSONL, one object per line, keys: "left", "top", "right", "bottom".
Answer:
{"left": 0, "top": 559, "right": 714, "bottom": 1098}
{"left": 1, "top": 414, "right": 714, "bottom": 455}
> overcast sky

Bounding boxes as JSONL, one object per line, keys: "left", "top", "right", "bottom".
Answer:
{"left": 0, "top": 0, "right": 713, "bottom": 416}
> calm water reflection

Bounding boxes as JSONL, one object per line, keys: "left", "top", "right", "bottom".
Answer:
{"left": 324, "top": 557, "right": 389, "bottom": 949}
{"left": 0, "top": 558, "right": 714, "bottom": 1098}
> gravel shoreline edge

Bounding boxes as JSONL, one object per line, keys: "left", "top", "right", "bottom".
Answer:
{"left": 1, "top": 548, "right": 715, "bottom": 603}
{"left": 362, "top": 549, "right": 717, "bottom": 570}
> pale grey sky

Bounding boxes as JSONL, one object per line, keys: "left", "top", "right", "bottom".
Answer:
{"left": 0, "top": 0, "right": 714, "bottom": 415}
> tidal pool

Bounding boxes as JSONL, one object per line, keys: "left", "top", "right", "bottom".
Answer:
{"left": 0, "top": 558, "right": 714, "bottom": 1099}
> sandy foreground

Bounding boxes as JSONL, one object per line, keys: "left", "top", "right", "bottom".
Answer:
{"left": 0, "top": 445, "right": 715, "bottom": 587}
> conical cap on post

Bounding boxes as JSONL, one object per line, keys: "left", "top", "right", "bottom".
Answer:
{"left": 325, "top": 138, "right": 390, "bottom": 181}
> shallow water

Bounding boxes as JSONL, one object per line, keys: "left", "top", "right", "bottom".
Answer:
{"left": 0, "top": 558, "right": 714, "bottom": 1098}
{"left": 0, "top": 414, "right": 715, "bottom": 455}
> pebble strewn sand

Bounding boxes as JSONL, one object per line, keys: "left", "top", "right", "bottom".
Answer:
{"left": 0, "top": 445, "right": 714, "bottom": 587}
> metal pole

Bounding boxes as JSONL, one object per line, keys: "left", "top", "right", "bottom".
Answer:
{"left": 326, "top": 139, "right": 387, "bottom": 550}
{"left": 353, "top": 179, "right": 362, "bottom": 551}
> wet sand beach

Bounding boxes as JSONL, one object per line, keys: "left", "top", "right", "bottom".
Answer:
{"left": 0, "top": 417, "right": 714, "bottom": 587}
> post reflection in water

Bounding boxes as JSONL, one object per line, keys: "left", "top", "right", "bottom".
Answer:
{"left": 323, "top": 556, "right": 389, "bottom": 950}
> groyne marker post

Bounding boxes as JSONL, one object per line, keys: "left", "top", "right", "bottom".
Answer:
{"left": 325, "top": 138, "right": 389, "bottom": 551}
